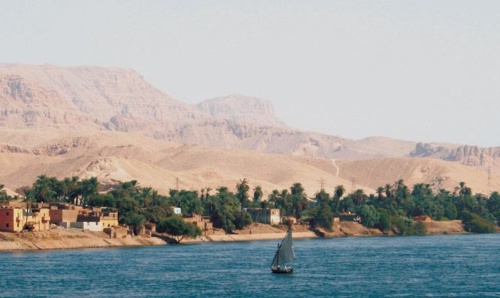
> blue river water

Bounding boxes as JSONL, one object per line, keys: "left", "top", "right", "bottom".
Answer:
{"left": 1, "top": 233, "right": 499, "bottom": 297}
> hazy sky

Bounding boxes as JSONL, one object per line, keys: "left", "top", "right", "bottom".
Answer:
{"left": 2, "top": 1, "right": 499, "bottom": 147}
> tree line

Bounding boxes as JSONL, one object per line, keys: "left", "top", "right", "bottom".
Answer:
{"left": 1, "top": 176, "right": 499, "bottom": 238}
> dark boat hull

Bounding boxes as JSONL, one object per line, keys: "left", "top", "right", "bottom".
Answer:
{"left": 271, "top": 267, "right": 293, "bottom": 274}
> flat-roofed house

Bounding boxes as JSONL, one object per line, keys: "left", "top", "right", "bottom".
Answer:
{"left": 183, "top": 214, "right": 213, "bottom": 234}
{"left": 246, "top": 208, "right": 281, "bottom": 225}
{"left": 0, "top": 205, "right": 51, "bottom": 232}
{"left": 49, "top": 204, "right": 82, "bottom": 228}
{"left": 0, "top": 206, "right": 24, "bottom": 232}
{"left": 72, "top": 208, "right": 119, "bottom": 231}
{"left": 100, "top": 209, "right": 119, "bottom": 228}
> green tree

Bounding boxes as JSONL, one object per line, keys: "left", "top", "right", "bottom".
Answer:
{"left": 331, "top": 185, "right": 345, "bottom": 214}
{"left": 290, "top": 183, "right": 309, "bottom": 219}
{"left": 203, "top": 186, "right": 242, "bottom": 233}
{"left": 128, "top": 214, "right": 146, "bottom": 235}
{"left": 78, "top": 177, "right": 98, "bottom": 206}
{"left": 157, "top": 215, "right": 202, "bottom": 243}
{"left": 169, "top": 190, "right": 202, "bottom": 215}
{"left": 352, "top": 189, "right": 367, "bottom": 206}
{"left": 26, "top": 175, "right": 58, "bottom": 203}
{"left": 252, "top": 185, "right": 264, "bottom": 207}
{"left": 233, "top": 210, "right": 253, "bottom": 229}
{"left": 236, "top": 178, "right": 251, "bottom": 209}
{"left": 0, "top": 184, "right": 9, "bottom": 202}
{"left": 357, "top": 205, "right": 380, "bottom": 228}
{"left": 309, "top": 189, "right": 333, "bottom": 231}
{"left": 459, "top": 211, "right": 495, "bottom": 233}
{"left": 376, "top": 186, "right": 385, "bottom": 202}
{"left": 376, "top": 208, "right": 392, "bottom": 232}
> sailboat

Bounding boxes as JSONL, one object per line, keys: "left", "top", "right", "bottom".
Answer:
{"left": 270, "top": 227, "right": 295, "bottom": 274}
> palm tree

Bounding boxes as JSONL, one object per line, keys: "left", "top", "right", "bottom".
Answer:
{"left": 290, "top": 183, "right": 304, "bottom": 196}
{"left": 334, "top": 185, "right": 345, "bottom": 200}
{"left": 205, "top": 187, "right": 212, "bottom": 199}
{"left": 352, "top": 189, "right": 366, "bottom": 206}
{"left": 31, "top": 175, "right": 57, "bottom": 203}
{"left": 140, "top": 187, "right": 153, "bottom": 208}
{"left": 290, "top": 183, "right": 308, "bottom": 219}
{"left": 252, "top": 185, "right": 263, "bottom": 206}
{"left": 236, "top": 178, "right": 250, "bottom": 209}
{"left": 0, "top": 184, "right": 8, "bottom": 201}
{"left": 268, "top": 190, "right": 280, "bottom": 209}
{"left": 456, "top": 181, "right": 472, "bottom": 196}
{"left": 78, "top": 177, "right": 98, "bottom": 207}
{"left": 385, "top": 184, "right": 394, "bottom": 200}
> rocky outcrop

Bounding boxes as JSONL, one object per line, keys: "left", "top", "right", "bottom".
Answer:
{"left": 197, "top": 94, "right": 285, "bottom": 127}
{"left": 410, "top": 142, "right": 451, "bottom": 159}
{"left": 446, "top": 145, "right": 500, "bottom": 167}
{"left": 410, "top": 142, "right": 500, "bottom": 170}
{"left": 0, "top": 64, "right": 201, "bottom": 129}
{"left": 0, "top": 144, "right": 30, "bottom": 154}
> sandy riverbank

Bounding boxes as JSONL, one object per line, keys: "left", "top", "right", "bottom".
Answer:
{"left": 0, "top": 228, "right": 166, "bottom": 252}
{"left": 0, "top": 221, "right": 468, "bottom": 252}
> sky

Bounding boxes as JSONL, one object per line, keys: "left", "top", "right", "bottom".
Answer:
{"left": 1, "top": 0, "right": 500, "bottom": 147}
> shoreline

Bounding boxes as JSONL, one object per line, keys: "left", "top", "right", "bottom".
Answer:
{"left": 0, "top": 220, "right": 472, "bottom": 253}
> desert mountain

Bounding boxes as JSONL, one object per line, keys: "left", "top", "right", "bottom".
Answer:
{"left": 0, "top": 64, "right": 499, "bottom": 196}
{"left": 197, "top": 94, "right": 286, "bottom": 127}
{"left": 0, "top": 64, "right": 351, "bottom": 157}
{"left": 411, "top": 143, "right": 500, "bottom": 173}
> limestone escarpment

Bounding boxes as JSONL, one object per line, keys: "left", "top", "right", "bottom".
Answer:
{"left": 197, "top": 94, "right": 286, "bottom": 127}
{"left": 411, "top": 142, "right": 500, "bottom": 171}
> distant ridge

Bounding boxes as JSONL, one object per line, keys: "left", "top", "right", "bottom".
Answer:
{"left": 197, "top": 94, "right": 286, "bottom": 127}
{"left": 0, "top": 64, "right": 499, "bottom": 196}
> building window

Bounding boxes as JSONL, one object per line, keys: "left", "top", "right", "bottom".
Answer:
{"left": 6, "top": 223, "right": 9, "bottom": 227}
{"left": 6, "top": 212, "right": 9, "bottom": 216}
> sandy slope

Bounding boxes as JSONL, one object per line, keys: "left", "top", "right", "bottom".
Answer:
{"left": 2, "top": 130, "right": 498, "bottom": 198}
{"left": 0, "top": 131, "right": 361, "bottom": 196}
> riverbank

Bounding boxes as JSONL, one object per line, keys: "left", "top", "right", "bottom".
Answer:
{"left": 0, "top": 220, "right": 468, "bottom": 252}
{"left": 0, "top": 227, "right": 165, "bottom": 251}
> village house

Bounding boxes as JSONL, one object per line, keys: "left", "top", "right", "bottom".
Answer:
{"left": 183, "top": 214, "right": 213, "bottom": 234}
{"left": 170, "top": 206, "right": 181, "bottom": 215}
{"left": 0, "top": 202, "right": 51, "bottom": 232}
{"left": 245, "top": 208, "right": 281, "bottom": 225}
{"left": 0, "top": 206, "right": 25, "bottom": 232}
{"left": 73, "top": 207, "right": 119, "bottom": 231}
{"left": 49, "top": 204, "right": 82, "bottom": 228}
{"left": 49, "top": 204, "right": 119, "bottom": 231}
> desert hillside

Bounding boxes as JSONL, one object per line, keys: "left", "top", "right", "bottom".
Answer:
{"left": 0, "top": 64, "right": 499, "bottom": 197}
{"left": 0, "top": 130, "right": 360, "bottom": 196}
{"left": 1, "top": 130, "right": 498, "bottom": 198}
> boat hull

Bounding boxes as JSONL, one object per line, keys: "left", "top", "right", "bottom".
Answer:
{"left": 271, "top": 267, "right": 293, "bottom": 274}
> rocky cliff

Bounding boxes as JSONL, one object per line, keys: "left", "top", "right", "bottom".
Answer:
{"left": 197, "top": 94, "right": 286, "bottom": 127}
{"left": 0, "top": 64, "right": 365, "bottom": 158}
{"left": 411, "top": 142, "right": 500, "bottom": 172}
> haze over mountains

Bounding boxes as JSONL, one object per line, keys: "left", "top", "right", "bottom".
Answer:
{"left": 1, "top": 64, "right": 499, "bottom": 196}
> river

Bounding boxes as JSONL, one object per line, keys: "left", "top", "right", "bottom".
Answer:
{"left": 1, "top": 233, "right": 499, "bottom": 297}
